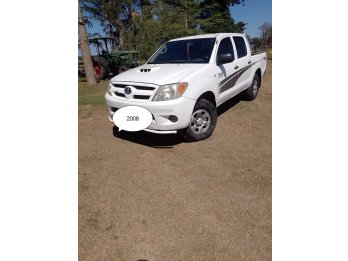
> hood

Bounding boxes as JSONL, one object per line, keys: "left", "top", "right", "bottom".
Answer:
{"left": 112, "top": 63, "right": 207, "bottom": 85}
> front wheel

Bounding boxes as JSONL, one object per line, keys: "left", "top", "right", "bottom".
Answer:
{"left": 179, "top": 99, "right": 217, "bottom": 142}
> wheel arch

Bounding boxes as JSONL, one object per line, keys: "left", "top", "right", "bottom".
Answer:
{"left": 255, "top": 68, "right": 262, "bottom": 88}
{"left": 197, "top": 91, "right": 216, "bottom": 107}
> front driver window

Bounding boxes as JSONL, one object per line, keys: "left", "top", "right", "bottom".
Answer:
{"left": 217, "top": 37, "right": 234, "bottom": 61}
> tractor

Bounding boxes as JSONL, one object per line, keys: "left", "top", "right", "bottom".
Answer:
{"left": 78, "top": 36, "right": 139, "bottom": 81}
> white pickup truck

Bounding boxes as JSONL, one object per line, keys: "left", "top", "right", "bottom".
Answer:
{"left": 105, "top": 33, "right": 267, "bottom": 141}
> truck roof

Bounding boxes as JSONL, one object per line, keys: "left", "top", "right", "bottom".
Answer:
{"left": 169, "top": 33, "right": 245, "bottom": 42}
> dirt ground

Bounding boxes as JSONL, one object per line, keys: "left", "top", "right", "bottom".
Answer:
{"left": 79, "top": 62, "right": 272, "bottom": 260}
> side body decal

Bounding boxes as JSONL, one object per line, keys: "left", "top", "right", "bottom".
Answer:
{"left": 219, "top": 64, "right": 252, "bottom": 93}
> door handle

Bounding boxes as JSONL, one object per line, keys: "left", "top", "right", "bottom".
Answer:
{"left": 248, "top": 61, "right": 252, "bottom": 64}
{"left": 234, "top": 65, "right": 239, "bottom": 70}
{"left": 217, "top": 73, "right": 224, "bottom": 77}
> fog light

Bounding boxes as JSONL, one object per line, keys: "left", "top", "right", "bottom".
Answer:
{"left": 169, "top": 115, "right": 178, "bottom": 122}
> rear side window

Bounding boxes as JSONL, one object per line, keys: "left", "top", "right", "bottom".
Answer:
{"left": 217, "top": 37, "right": 234, "bottom": 60}
{"left": 233, "top": 36, "right": 248, "bottom": 58}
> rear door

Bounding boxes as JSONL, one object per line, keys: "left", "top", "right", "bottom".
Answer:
{"left": 214, "top": 36, "right": 243, "bottom": 105}
{"left": 232, "top": 36, "right": 253, "bottom": 92}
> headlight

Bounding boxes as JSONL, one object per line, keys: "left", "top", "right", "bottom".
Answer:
{"left": 107, "top": 81, "right": 113, "bottom": 95}
{"left": 152, "top": 82, "right": 188, "bottom": 101}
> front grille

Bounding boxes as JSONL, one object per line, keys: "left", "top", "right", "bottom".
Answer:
{"left": 134, "top": 95, "right": 150, "bottom": 99}
{"left": 112, "top": 82, "right": 157, "bottom": 101}
{"left": 114, "top": 92, "right": 150, "bottom": 100}
{"left": 132, "top": 86, "right": 155, "bottom": 91}
{"left": 112, "top": 84, "right": 155, "bottom": 91}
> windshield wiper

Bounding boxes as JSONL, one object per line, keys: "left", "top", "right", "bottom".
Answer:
{"left": 148, "top": 60, "right": 189, "bottom": 64}
{"left": 166, "top": 60, "right": 189, "bottom": 64}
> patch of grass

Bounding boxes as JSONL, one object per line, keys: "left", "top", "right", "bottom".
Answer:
{"left": 79, "top": 95, "right": 106, "bottom": 105}
{"left": 266, "top": 48, "right": 272, "bottom": 60}
{"left": 78, "top": 79, "right": 109, "bottom": 106}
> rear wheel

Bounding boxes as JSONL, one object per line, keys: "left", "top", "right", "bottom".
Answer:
{"left": 244, "top": 73, "right": 260, "bottom": 101}
{"left": 179, "top": 99, "right": 217, "bottom": 142}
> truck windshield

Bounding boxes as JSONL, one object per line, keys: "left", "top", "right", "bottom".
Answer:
{"left": 147, "top": 38, "right": 215, "bottom": 64}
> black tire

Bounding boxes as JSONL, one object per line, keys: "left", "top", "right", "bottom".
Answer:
{"left": 118, "top": 66, "right": 128, "bottom": 74}
{"left": 179, "top": 99, "right": 217, "bottom": 142}
{"left": 244, "top": 73, "right": 260, "bottom": 101}
{"left": 93, "top": 57, "right": 108, "bottom": 81}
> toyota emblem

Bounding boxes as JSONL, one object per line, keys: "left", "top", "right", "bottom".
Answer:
{"left": 124, "top": 86, "right": 132, "bottom": 95}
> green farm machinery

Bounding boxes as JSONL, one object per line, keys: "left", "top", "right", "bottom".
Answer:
{"left": 78, "top": 36, "right": 139, "bottom": 80}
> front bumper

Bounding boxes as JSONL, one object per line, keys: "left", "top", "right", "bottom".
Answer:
{"left": 105, "top": 93, "right": 196, "bottom": 132}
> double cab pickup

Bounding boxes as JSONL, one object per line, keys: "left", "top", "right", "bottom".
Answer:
{"left": 105, "top": 33, "right": 267, "bottom": 141}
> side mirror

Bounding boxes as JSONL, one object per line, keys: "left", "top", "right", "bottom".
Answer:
{"left": 217, "top": 53, "right": 234, "bottom": 65}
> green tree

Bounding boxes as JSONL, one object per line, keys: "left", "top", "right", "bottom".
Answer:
{"left": 198, "top": 0, "right": 246, "bottom": 33}
{"left": 156, "top": 0, "right": 201, "bottom": 40}
{"left": 82, "top": 0, "right": 140, "bottom": 49}
{"left": 123, "top": 13, "right": 161, "bottom": 59}
{"left": 82, "top": 0, "right": 248, "bottom": 61}
{"left": 123, "top": 0, "right": 161, "bottom": 59}
{"left": 78, "top": 0, "right": 97, "bottom": 85}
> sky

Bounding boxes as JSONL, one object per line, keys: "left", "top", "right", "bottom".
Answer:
{"left": 229, "top": 0, "right": 272, "bottom": 38}
{"left": 85, "top": 0, "right": 272, "bottom": 41}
